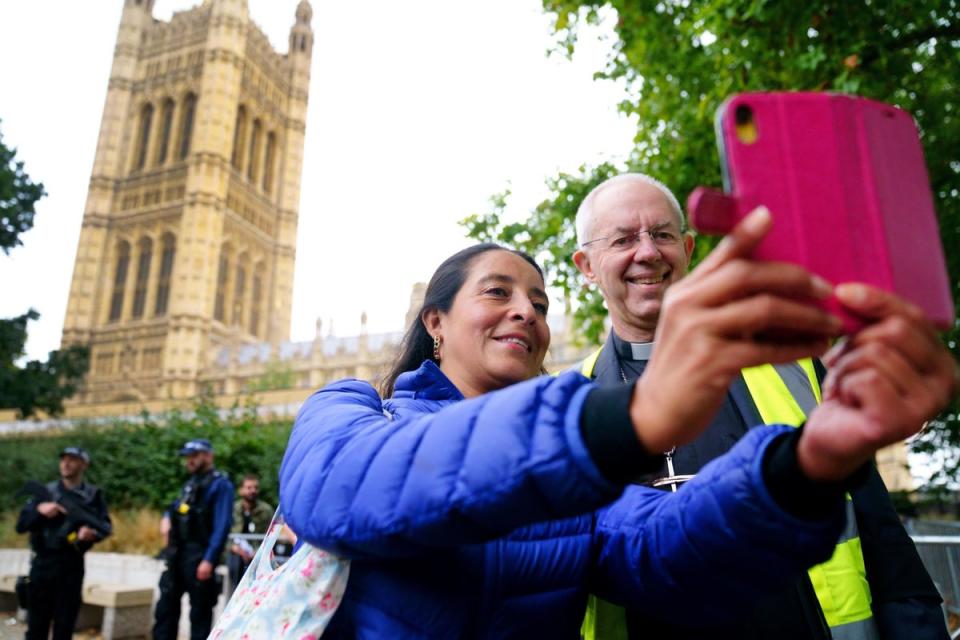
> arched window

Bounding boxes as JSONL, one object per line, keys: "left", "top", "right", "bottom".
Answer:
{"left": 231, "top": 105, "right": 247, "bottom": 171}
{"left": 262, "top": 131, "right": 276, "bottom": 193}
{"left": 156, "top": 98, "right": 175, "bottom": 166}
{"left": 109, "top": 241, "right": 131, "bottom": 321}
{"left": 247, "top": 119, "right": 262, "bottom": 182}
{"left": 232, "top": 256, "right": 247, "bottom": 326}
{"left": 134, "top": 103, "right": 154, "bottom": 171}
{"left": 214, "top": 245, "right": 232, "bottom": 322}
{"left": 131, "top": 237, "right": 153, "bottom": 318}
{"left": 154, "top": 233, "right": 175, "bottom": 316}
{"left": 177, "top": 92, "right": 197, "bottom": 160}
{"left": 249, "top": 263, "right": 264, "bottom": 336}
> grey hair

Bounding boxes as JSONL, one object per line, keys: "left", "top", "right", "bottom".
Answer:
{"left": 575, "top": 173, "right": 686, "bottom": 247}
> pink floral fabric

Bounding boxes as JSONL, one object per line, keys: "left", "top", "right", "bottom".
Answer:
{"left": 210, "top": 510, "right": 349, "bottom": 639}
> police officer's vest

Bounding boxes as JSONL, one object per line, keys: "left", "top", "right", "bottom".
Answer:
{"left": 578, "top": 350, "right": 878, "bottom": 640}
{"left": 34, "top": 481, "right": 101, "bottom": 554}
{"left": 171, "top": 470, "right": 223, "bottom": 548}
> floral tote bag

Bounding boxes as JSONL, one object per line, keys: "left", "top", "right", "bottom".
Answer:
{"left": 209, "top": 508, "right": 350, "bottom": 639}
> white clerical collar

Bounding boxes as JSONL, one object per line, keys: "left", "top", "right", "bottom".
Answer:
{"left": 629, "top": 341, "right": 655, "bottom": 361}
{"left": 611, "top": 331, "right": 655, "bottom": 361}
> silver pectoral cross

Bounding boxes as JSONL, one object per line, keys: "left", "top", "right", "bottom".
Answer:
{"left": 651, "top": 447, "right": 696, "bottom": 492}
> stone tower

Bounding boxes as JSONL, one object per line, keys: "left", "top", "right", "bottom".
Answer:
{"left": 61, "top": 0, "right": 313, "bottom": 403}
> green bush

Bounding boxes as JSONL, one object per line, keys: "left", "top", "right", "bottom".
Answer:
{"left": 0, "top": 398, "right": 292, "bottom": 513}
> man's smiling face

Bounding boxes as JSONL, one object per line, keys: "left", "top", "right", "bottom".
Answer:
{"left": 574, "top": 179, "right": 694, "bottom": 342}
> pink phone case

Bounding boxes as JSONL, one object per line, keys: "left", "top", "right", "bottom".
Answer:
{"left": 687, "top": 92, "right": 954, "bottom": 332}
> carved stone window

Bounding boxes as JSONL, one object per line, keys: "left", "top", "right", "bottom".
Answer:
{"left": 250, "top": 264, "right": 264, "bottom": 337}
{"left": 156, "top": 98, "right": 175, "bottom": 166}
{"left": 132, "top": 237, "right": 153, "bottom": 318}
{"left": 232, "top": 258, "right": 247, "bottom": 326}
{"left": 231, "top": 105, "right": 247, "bottom": 170}
{"left": 109, "top": 241, "right": 131, "bottom": 322}
{"left": 214, "top": 244, "right": 232, "bottom": 322}
{"left": 177, "top": 92, "right": 197, "bottom": 160}
{"left": 262, "top": 131, "right": 276, "bottom": 193}
{"left": 154, "top": 233, "right": 176, "bottom": 316}
{"left": 247, "top": 119, "right": 262, "bottom": 182}
{"left": 134, "top": 103, "right": 154, "bottom": 171}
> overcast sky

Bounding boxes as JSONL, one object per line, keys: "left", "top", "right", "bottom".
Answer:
{"left": 0, "top": 0, "right": 634, "bottom": 360}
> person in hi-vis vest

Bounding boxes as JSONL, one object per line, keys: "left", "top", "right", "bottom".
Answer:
{"left": 571, "top": 173, "right": 947, "bottom": 640}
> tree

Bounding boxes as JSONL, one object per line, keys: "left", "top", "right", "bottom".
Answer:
{"left": 462, "top": 0, "right": 960, "bottom": 487}
{"left": 0, "top": 123, "right": 45, "bottom": 254}
{"left": 0, "top": 120, "right": 89, "bottom": 418}
{"left": 0, "top": 309, "right": 89, "bottom": 418}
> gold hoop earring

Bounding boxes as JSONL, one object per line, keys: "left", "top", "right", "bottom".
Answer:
{"left": 433, "top": 335, "right": 442, "bottom": 362}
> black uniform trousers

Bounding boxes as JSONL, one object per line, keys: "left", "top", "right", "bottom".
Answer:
{"left": 152, "top": 544, "right": 220, "bottom": 640}
{"left": 26, "top": 552, "right": 84, "bottom": 640}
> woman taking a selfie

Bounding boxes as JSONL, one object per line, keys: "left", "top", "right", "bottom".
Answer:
{"left": 280, "top": 210, "right": 955, "bottom": 638}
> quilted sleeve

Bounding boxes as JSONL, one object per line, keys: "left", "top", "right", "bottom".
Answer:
{"left": 280, "top": 372, "right": 623, "bottom": 559}
{"left": 589, "top": 425, "right": 846, "bottom": 623}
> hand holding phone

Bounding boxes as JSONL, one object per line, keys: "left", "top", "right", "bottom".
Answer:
{"left": 687, "top": 92, "right": 954, "bottom": 332}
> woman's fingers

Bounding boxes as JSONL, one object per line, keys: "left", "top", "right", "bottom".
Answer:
{"left": 801, "top": 368, "right": 919, "bottom": 483}
{"left": 837, "top": 283, "right": 940, "bottom": 346}
{"left": 723, "top": 338, "right": 832, "bottom": 372}
{"left": 833, "top": 369, "right": 907, "bottom": 443}
{"left": 823, "top": 340, "right": 919, "bottom": 401}
{"left": 847, "top": 317, "right": 941, "bottom": 373}
{"left": 835, "top": 283, "right": 927, "bottom": 324}
{"left": 693, "top": 206, "right": 772, "bottom": 274}
{"left": 679, "top": 259, "right": 833, "bottom": 310}
{"left": 707, "top": 294, "right": 841, "bottom": 341}
{"left": 674, "top": 206, "right": 833, "bottom": 314}
{"left": 825, "top": 285, "right": 957, "bottom": 413}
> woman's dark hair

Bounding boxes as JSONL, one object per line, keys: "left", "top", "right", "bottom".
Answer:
{"left": 379, "top": 243, "right": 544, "bottom": 397}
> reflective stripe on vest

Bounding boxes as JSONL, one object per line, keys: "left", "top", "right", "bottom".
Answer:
{"left": 580, "top": 595, "right": 627, "bottom": 640}
{"left": 580, "top": 347, "right": 603, "bottom": 378}
{"left": 579, "top": 347, "right": 629, "bottom": 640}
{"left": 742, "top": 360, "right": 878, "bottom": 639}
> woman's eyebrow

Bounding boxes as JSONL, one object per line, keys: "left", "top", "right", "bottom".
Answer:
{"left": 477, "top": 274, "right": 547, "bottom": 301}
{"left": 476, "top": 273, "right": 514, "bottom": 287}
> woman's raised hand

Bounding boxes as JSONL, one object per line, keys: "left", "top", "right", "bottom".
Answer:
{"left": 797, "top": 285, "right": 958, "bottom": 482}
{"left": 631, "top": 206, "right": 843, "bottom": 454}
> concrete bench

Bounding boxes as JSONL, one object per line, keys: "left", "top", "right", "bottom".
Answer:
{"left": 1, "top": 574, "right": 153, "bottom": 639}
{"left": 78, "top": 582, "right": 154, "bottom": 639}
{"left": 1, "top": 550, "right": 230, "bottom": 639}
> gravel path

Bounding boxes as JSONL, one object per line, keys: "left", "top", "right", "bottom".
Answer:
{"left": 0, "top": 612, "right": 104, "bottom": 639}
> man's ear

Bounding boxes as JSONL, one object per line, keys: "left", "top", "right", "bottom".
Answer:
{"left": 682, "top": 231, "right": 695, "bottom": 261}
{"left": 421, "top": 308, "right": 442, "bottom": 338}
{"left": 572, "top": 249, "right": 597, "bottom": 284}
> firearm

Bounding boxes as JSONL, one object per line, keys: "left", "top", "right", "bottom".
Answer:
{"left": 16, "top": 480, "right": 111, "bottom": 543}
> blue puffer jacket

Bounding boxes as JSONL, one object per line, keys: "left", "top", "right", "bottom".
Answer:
{"left": 280, "top": 361, "right": 844, "bottom": 639}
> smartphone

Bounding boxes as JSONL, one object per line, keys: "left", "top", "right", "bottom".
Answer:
{"left": 687, "top": 92, "right": 954, "bottom": 332}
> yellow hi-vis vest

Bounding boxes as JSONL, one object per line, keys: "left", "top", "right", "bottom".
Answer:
{"left": 578, "top": 353, "right": 878, "bottom": 640}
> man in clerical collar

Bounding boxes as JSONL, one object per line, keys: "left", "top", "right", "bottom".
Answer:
{"left": 572, "top": 172, "right": 692, "bottom": 383}
{"left": 570, "top": 172, "right": 946, "bottom": 640}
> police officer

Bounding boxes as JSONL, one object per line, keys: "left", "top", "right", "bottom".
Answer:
{"left": 152, "top": 438, "right": 234, "bottom": 640}
{"left": 15, "top": 446, "right": 112, "bottom": 640}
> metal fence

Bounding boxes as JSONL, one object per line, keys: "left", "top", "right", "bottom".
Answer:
{"left": 908, "top": 520, "right": 960, "bottom": 639}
